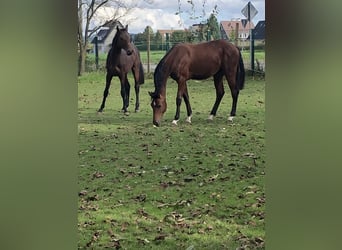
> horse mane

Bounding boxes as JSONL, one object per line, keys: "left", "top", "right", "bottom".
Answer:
{"left": 153, "top": 46, "right": 176, "bottom": 95}
{"left": 106, "top": 27, "right": 127, "bottom": 68}
{"left": 111, "top": 27, "right": 125, "bottom": 50}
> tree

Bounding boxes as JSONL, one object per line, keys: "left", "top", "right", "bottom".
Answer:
{"left": 143, "top": 26, "right": 154, "bottom": 41}
{"left": 153, "top": 31, "right": 162, "bottom": 50}
{"left": 78, "top": 0, "right": 139, "bottom": 76}
{"left": 171, "top": 30, "right": 186, "bottom": 44}
{"left": 176, "top": 0, "right": 219, "bottom": 26}
{"left": 206, "top": 13, "right": 220, "bottom": 40}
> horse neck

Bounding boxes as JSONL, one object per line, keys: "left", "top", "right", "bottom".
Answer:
{"left": 108, "top": 40, "right": 123, "bottom": 67}
{"left": 111, "top": 32, "right": 124, "bottom": 53}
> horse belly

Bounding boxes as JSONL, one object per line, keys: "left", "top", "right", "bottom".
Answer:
{"left": 189, "top": 54, "right": 221, "bottom": 80}
{"left": 191, "top": 73, "right": 212, "bottom": 80}
{"left": 190, "top": 65, "right": 219, "bottom": 80}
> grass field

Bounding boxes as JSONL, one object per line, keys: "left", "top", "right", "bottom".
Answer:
{"left": 78, "top": 72, "right": 265, "bottom": 249}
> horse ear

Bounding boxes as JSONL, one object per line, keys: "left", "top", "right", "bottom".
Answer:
{"left": 149, "top": 91, "right": 159, "bottom": 99}
{"left": 125, "top": 24, "right": 128, "bottom": 31}
{"left": 117, "top": 26, "right": 120, "bottom": 32}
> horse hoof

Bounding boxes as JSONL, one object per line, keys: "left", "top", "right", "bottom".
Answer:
{"left": 124, "top": 112, "right": 130, "bottom": 116}
{"left": 97, "top": 111, "right": 103, "bottom": 115}
{"left": 135, "top": 109, "right": 140, "bottom": 113}
{"left": 171, "top": 120, "right": 179, "bottom": 125}
{"left": 208, "top": 115, "right": 214, "bottom": 121}
{"left": 228, "top": 116, "right": 234, "bottom": 122}
{"left": 185, "top": 116, "right": 192, "bottom": 123}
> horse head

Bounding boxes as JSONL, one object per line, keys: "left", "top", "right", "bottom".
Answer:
{"left": 115, "top": 25, "right": 133, "bottom": 55}
{"left": 149, "top": 91, "right": 167, "bottom": 127}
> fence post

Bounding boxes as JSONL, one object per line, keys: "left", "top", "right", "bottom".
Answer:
{"left": 235, "top": 23, "right": 239, "bottom": 46}
{"left": 147, "top": 29, "right": 150, "bottom": 73}
{"left": 250, "top": 28, "right": 254, "bottom": 76}
{"left": 94, "top": 36, "right": 99, "bottom": 70}
{"left": 166, "top": 33, "right": 170, "bottom": 51}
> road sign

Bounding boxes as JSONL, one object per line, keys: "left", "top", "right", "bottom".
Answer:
{"left": 241, "top": 1, "right": 258, "bottom": 21}
{"left": 241, "top": 19, "right": 248, "bottom": 28}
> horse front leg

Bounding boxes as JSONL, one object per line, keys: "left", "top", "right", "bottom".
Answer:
{"left": 172, "top": 96, "right": 182, "bottom": 125}
{"left": 125, "top": 77, "right": 131, "bottom": 110}
{"left": 120, "top": 75, "right": 130, "bottom": 114}
{"left": 172, "top": 81, "right": 186, "bottom": 125}
{"left": 183, "top": 86, "right": 192, "bottom": 123}
{"left": 208, "top": 74, "right": 224, "bottom": 120}
{"left": 98, "top": 72, "right": 113, "bottom": 113}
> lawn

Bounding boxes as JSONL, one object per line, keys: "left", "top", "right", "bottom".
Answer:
{"left": 78, "top": 71, "right": 265, "bottom": 249}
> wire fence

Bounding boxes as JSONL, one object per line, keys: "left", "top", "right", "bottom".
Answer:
{"left": 85, "top": 40, "right": 265, "bottom": 77}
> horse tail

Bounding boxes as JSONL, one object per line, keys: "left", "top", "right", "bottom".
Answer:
{"left": 138, "top": 60, "right": 144, "bottom": 85}
{"left": 236, "top": 49, "right": 245, "bottom": 90}
{"left": 134, "top": 48, "right": 144, "bottom": 85}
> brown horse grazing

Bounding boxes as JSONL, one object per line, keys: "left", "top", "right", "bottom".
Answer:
{"left": 149, "top": 39, "right": 245, "bottom": 127}
{"left": 98, "top": 25, "right": 144, "bottom": 114}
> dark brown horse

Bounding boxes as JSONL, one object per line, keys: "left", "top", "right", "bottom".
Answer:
{"left": 98, "top": 25, "right": 144, "bottom": 114}
{"left": 149, "top": 39, "right": 245, "bottom": 127}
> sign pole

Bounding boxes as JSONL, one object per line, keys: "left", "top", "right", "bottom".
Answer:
{"left": 248, "top": 2, "right": 254, "bottom": 75}
{"left": 94, "top": 36, "right": 99, "bottom": 70}
{"left": 241, "top": 1, "right": 258, "bottom": 75}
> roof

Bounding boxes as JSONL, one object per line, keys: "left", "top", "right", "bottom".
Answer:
{"left": 251, "top": 20, "right": 265, "bottom": 40}
{"left": 157, "top": 29, "right": 185, "bottom": 36}
{"left": 91, "top": 20, "right": 124, "bottom": 44}
{"left": 220, "top": 20, "right": 254, "bottom": 33}
{"left": 96, "top": 29, "right": 110, "bottom": 42}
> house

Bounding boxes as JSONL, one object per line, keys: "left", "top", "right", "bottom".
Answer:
{"left": 91, "top": 20, "right": 125, "bottom": 54}
{"left": 220, "top": 19, "right": 254, "bottom": 46}
{"left": 157, "top": 29, "right": 185, "bottom": 42}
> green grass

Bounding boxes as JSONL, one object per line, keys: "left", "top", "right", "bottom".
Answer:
{"left": 78, "top": 72, "right": 265, "bottom": 249}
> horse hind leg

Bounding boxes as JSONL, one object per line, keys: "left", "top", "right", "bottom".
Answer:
{"left": 226, "top": 74, "right": 240, "bottom": 122}
{"left": 120, "top": 75, "right": 130, "bottom": 114}
{"left": 228, "top": 88, "right": 239, "bottom": 121}
{"left": 183, "top": 85, "right": 192, "bottom": 123}
{"left": 132, "top": 67, "right": 141, "bottom": 112}
{"left": 98, "top": 73, "right": 113, "bottom": 113}
{"left": 134, "top": 83, "right": 140, "bottom": 112}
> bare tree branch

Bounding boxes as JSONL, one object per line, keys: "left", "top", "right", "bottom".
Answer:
{"left": 92, "top": 0, "right": 109, "bottom": 18}
{"left": 78, "top": 0, "right": 139, "bottom": 75}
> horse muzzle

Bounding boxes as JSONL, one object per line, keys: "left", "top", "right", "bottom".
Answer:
{"left": 153, "top": 120, "right": 161, "bottom": 127}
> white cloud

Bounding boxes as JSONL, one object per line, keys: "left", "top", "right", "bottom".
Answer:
{"left": 125, "top": 8, "right": 184, "bottom": 33}
{"left": 94, "top": 0, "right": 265, "bottom": 34}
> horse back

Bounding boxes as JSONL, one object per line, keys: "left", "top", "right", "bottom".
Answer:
{"left": 167, "top": 40, "right": 239, "bottom": 80}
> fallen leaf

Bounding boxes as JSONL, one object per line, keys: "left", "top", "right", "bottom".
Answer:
{"left": 154, "top": 234, "right": 167, "bottom": 241}
{"left": 79, "top": 190, "right": 87, "bottom": 196}
{"left": 92, "top": 171, "right": 105, "bottom": 178}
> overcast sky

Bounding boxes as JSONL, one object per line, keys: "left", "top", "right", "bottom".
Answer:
{"left": 98, "top": 0, "right": 265, "bottom": 34}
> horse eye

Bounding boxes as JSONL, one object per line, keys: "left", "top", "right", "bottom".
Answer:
{"left": 152, "top": 101, "right": 161, "bottom": 108}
